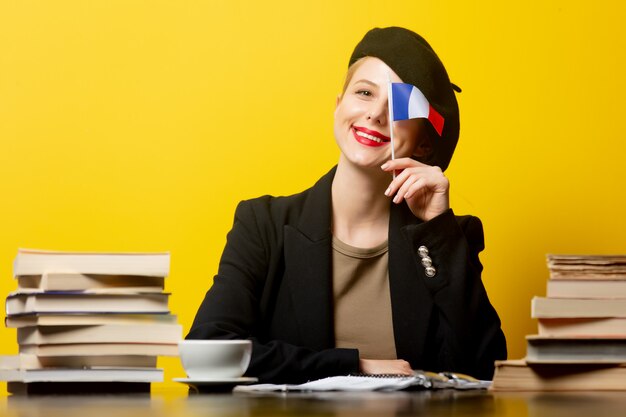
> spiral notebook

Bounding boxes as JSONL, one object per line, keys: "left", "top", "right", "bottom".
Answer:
{"left": 234, "top": 372, "right": 490, "bottom": 392}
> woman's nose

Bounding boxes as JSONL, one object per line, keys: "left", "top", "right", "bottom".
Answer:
{"left": 366, "top": 98, "right": 388, "bottom": 125}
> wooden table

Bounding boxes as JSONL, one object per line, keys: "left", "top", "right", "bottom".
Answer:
{"left": 2, "top": 389, "right": 626, "bottom": 417}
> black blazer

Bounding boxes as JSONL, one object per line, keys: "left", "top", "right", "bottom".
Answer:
{"left": 188, "top": 167, "right": 506, "bottom": 383}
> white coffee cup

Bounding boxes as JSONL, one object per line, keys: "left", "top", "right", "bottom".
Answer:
{"left": 178, "top": 339, "right": 252, "bottom": 379}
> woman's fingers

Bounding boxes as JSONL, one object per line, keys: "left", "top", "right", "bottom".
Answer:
{"left": 392, "top": 175, "right": 422, "bottom": 204}
{"left": 384, "top": 168, "right": 412, "bottom": 200}
{"left": 403, "top": 177, "right": 427, "bottom": 200}
{"left": 384, "top": 165, "right": 435, "bottom": 203}
{"left": 381, "top": 157, "right": 427, "bottom": 171}
{"left": 381, "top": 158, "right": 450, "bottom": 221}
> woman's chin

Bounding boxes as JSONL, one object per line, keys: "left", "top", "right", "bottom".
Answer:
{"left": 341, "top": 152, "right": 389, "bottom": 171}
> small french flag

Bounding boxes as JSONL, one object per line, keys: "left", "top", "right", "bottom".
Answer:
{"left": 390, "top": 83, "right": 444, "bottom": 136}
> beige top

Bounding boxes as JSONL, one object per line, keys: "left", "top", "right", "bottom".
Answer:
{"left": 332, "top": 236, "right": 397, "bottom": 359}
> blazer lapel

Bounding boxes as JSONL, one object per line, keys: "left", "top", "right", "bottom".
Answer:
{"left": 283, "top": 168, "right": 336, "bottom": 351}
{"left": 388, "top": 202, "right": 434, "bottom": 367}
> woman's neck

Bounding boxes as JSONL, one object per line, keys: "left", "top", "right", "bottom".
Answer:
{"left": 331, "top": 158, "right": 391, "bottom": 248}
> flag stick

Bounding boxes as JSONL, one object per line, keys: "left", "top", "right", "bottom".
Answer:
{"left": 387, "top": 71, "right": 396, "bottom": 179}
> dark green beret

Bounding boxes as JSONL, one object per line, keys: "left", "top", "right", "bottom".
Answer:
{"left": 349, "top": 27, "right": 460, "bottom": 171}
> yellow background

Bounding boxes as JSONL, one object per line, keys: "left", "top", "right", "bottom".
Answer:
{"left": 1, "top": 0, "right": 625, "bottom": 393}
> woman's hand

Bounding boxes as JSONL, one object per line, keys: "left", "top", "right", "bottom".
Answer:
{"left": 359, "top": 359, "right": 413, "bottom": 375}
{"left": 381, "top": 158, "right": 450, "bottom": 222}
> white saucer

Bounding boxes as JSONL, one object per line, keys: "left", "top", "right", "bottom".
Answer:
{"left": 173, "top": 377, "right": 258, "bottom": 387}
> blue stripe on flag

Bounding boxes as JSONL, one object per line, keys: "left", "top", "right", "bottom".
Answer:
{"left": 391, "top": 83, "right": 414, "bottom": 121}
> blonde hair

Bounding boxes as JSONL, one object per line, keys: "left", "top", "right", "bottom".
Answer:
{"left": 339, "top": 58, "right": 368, "bottom": 98}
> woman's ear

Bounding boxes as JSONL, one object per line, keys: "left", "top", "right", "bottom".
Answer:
{"left": 412, "top": 128, "right": 433, "bottom": 158}
{"left": 334, "top": 94, "right": 343, "bottom": 118}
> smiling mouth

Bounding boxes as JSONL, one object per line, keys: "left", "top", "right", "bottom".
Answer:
{"left": 352, "top": 127, "right": 391, "bottom": 147}
{"left": 355, "top": 130, "right": 388, "bottom": 143}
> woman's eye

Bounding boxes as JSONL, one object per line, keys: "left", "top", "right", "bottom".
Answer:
{"left": 356, "top": 90, "right": 372, "bottom": 97}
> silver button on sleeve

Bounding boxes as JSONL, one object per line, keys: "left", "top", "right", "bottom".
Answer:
{"left": 417, "top": 245, "right": 436, "bottom": 277}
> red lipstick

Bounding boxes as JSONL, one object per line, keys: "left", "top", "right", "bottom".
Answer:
{"left": 352, "top": 126, "right": 390, "bottom": 147}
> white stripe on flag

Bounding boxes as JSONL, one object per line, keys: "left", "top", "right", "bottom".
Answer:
{"left": 408, "top": 87, "right": 430, "bottom": 120}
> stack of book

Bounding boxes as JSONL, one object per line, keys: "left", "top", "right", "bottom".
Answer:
{"left": 1, "top": 249, "right": 182, "bottom": 394}
{"left": 492, "top": 254, "right": 626, "bottom": 391}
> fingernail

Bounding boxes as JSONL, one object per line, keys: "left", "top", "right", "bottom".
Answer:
{"left": 384, "top": 187, "right": 392, "bottom": 196}
{"left": 381, "top": 163, "right": 389, "bottom": 170}
{"left": 393, "top": 194, "right": 400, "bottom": 203}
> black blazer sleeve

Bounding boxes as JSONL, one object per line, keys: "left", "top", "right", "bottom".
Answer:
{"left": 187, "top": 199, "right": 359, "bottom": 383}
{"left": 403, "top": 209, "right": 507, "bottom": 380}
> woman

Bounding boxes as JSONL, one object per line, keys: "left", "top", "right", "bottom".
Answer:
{"left": 188, "top": 27, "right": 507, "bottom": 383}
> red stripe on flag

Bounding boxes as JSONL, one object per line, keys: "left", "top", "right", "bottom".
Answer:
{"left": 428, "top": 105, "right": 444, "bottom": 136}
